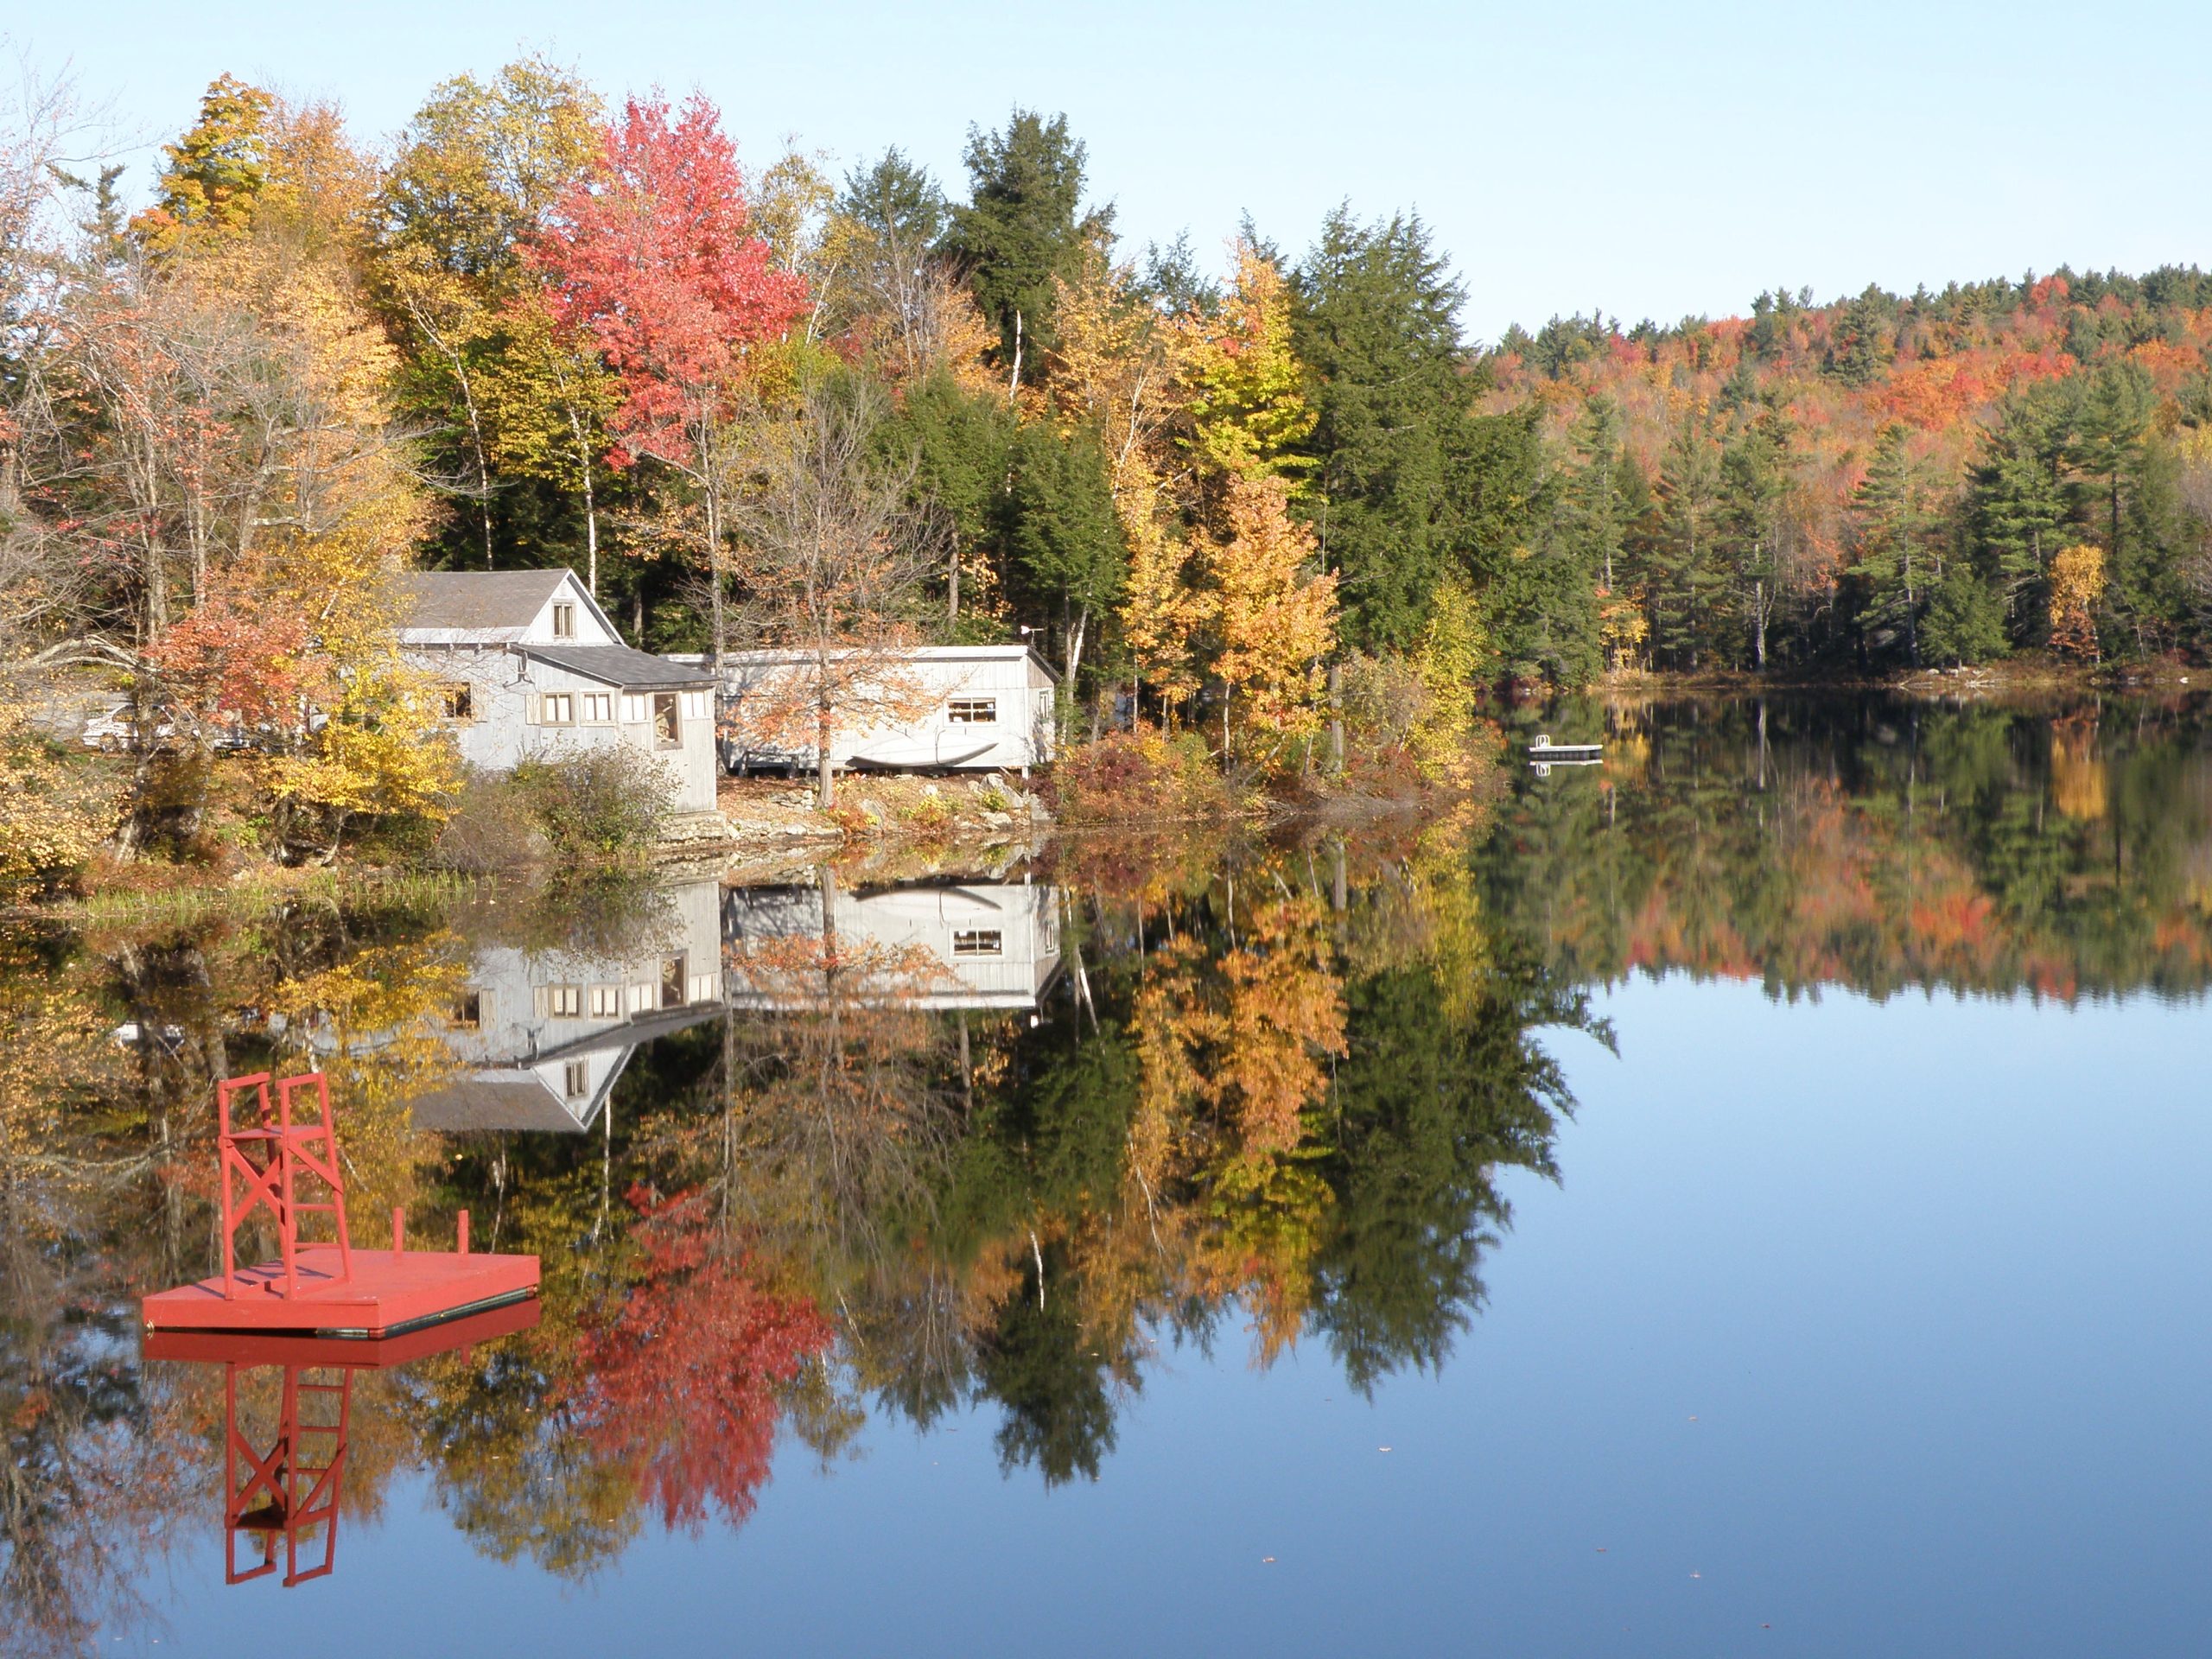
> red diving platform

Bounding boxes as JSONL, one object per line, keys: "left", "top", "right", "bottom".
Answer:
{"left": 142, "top": 1070, "right": 538, "bottom": 1338}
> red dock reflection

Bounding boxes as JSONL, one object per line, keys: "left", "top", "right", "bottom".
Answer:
{"left": 143, "top": 1071, "right": 537, "bottom": 1336}
{"left": 147, "top": 1300, "right": 543, "bottom": 1588}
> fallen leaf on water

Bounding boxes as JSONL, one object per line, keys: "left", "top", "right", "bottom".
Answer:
{"left": 1379, "top": 1446, "right": 1392, "bottom": 1452}
{"left": 1262, "top": 1556, "right": 1276, "bottom": 1564}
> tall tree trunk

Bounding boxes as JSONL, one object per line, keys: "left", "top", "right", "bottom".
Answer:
{"left": 569, "top": 407, "right": 600, "bottom": 597}
{"left": 1327, "top": 663, "right": 1344, "bottom": 776}
{"left": 703, "top": 453, "right": 728, "bottom": 667}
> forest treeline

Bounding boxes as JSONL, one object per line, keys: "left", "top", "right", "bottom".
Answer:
{"left": 1488, "top": 274, "right": 2212, "bottom": 679}
{"left": 9, "top": 55, "right": 2212, "bottom": 888}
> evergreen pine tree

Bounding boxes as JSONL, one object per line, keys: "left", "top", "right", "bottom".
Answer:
{"left": 1290, "top": 207, "right": 1470, "bottom": 652}
{"left": 1848, "top": 424, "right": 1937, "bottom": 666}
{"left": 1649, "top": 410, "right": 1727, "bottom": 669}
{"left": 944, "top": 111, "right": 1111, "bottom": 390}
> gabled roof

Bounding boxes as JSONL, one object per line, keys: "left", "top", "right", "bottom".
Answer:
{"left": 517, "top": 644, "right": 715, "bottom": 690}
{"left": 397, "top": 569, "right": 574, "bottom": 636}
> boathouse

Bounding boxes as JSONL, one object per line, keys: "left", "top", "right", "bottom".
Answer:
{"left": 397, "top": 569, "right": 719, "bottom": 814}
{"left": 700, "top": 645, "right": 1059, "bottom": 775}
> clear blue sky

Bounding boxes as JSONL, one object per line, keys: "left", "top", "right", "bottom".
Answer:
{"left": 12, "top": 0, "right": 2208, "bottom": 340}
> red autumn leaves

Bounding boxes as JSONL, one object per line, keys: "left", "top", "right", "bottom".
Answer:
{"left": 531, "top": 93, "right": 808, "bottom": 474}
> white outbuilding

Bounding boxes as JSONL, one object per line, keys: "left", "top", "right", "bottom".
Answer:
{"left": 702, "top": 645, "right": 1059, "bottom": 776}
{"left": 397, "top": 569, "right": 720, "bottom": 815}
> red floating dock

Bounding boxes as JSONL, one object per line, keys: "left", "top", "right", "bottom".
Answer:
{"left": 143, "top": 1068, "right": 540, "bottom": 1338}
{"left": 143, "top": 1244, "right": 539, "bottom": 1338}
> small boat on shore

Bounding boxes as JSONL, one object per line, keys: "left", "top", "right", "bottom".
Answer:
{"left": 1528, "top": 734, "right": 1604, "bottom": 766}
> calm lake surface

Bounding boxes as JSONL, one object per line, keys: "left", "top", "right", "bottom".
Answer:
{"left": 7, "top": 693, "right": 2212, "bottom": 1657}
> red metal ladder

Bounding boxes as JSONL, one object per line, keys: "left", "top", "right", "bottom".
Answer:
{"left": 217, "top": 1071, "right": 354, "bottom": 1299}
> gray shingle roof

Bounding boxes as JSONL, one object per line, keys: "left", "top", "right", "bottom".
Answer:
{"left": 410, "top": 1077, "right": 592, "bottom": 1134}
{"left": 518, "top": 644, "right": 715, "bottom": 689}
{"left": 398, "top": 569, "right": 571, "bottom": 632}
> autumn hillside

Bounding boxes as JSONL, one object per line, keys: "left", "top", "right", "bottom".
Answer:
{"left": 1476, "top": 270, "right": 2212, "bottom": 679}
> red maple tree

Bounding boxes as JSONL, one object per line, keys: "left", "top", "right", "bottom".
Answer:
{"left": 531, "top": 92, "right": 806, "bottom": 468}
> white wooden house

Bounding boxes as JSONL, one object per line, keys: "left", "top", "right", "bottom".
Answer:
{"left": 699, "top": 645, "right": 1059, "bottom": 775}
{"left": 397, "top": 569, "right": 720, "bottom": 814}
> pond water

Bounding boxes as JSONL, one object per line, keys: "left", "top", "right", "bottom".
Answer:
{"left": 6, "top": 693, "right": 2212, "bottom": 1657}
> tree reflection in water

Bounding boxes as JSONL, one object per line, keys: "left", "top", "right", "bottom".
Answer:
{"left": 16, "top": 692, "right": 2210, "bottom": 1641}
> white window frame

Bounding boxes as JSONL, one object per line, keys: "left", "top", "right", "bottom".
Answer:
{"left": 537, "top": 983, "right": 583, "bottom": 1018}
{"left": 440, "top": 683, "right": 477, "bottom": 723}
{"left": 948, "top": 698, "right": 998, "bottom": 724}
{"left": 563, "top": 1059, "right": 589, "bottom": 1100}
{"left": 580, "top": 691, "right": 613, "bottom": 724}
{"left": 551, "top": 601, "right": 576, "bottom": 639}
{"left": 538, "top": 692, "right": 575, "bottom": 726}
{"left": 952, "top": 929, "right": 1004, "bottom": 957}
{"left": 588, "top": 984, "right": 624, "bottom": 1018}
{"left": 681, "top": 689, "right": 712, "bottom": 721}
{"left": 621, "top": 693, "right": 650, "bottom": 723}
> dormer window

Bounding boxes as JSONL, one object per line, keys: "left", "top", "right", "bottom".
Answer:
{"left": 551, "top": 602, "right": 576, "bottom": 639}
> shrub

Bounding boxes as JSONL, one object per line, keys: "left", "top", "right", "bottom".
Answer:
{"left": 510, "top": 746, "right": 676, "bottom": 861}
{"left": 1052, "top": 727, "right": 1238, "bottom": 823}
{"left": 899, "top": 790, "right": 954, "bottom": 835}
{"left": 429, "top": 770, "right": 545, "bottom": 871}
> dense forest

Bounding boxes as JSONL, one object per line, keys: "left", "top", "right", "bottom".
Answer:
{"left": 1485, "top": 274, "right": 2212, "bottom": 680}
{"left": 10, "top": 55, "right": 2212, "bottom": 887}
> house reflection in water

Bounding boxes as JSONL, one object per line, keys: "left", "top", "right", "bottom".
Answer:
{"left": 413, "top": 880, "right": 726, "bottom": 1135}
{"left": 409, "top": 876, "right": 1063, "bottom": 1134}
{"left": 722, "top": 876, "right": 1063, "bottom": 1012}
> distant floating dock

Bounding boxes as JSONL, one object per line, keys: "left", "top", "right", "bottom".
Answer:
{"left": 142, "top": 1070, "right": 538, "bottom": 1339}
{"left": 1529, "top": 734, "right": 1604, "bottom": 768}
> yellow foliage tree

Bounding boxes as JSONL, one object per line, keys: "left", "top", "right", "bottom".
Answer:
{"left": 2048, "top": 543, "right": 2105, "bottom": 664}
{"left": 1179, "top": 239, "right": 1316, "bottom": 495}
{"left": 1407, "top": 576, "right": 1491, "bottom": 784}
{"left": 1209, "top": 475, "right": 1339, "bottom": 748}
{"left": 1121, "top": 505, "right": 1213, "bottom": 714}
